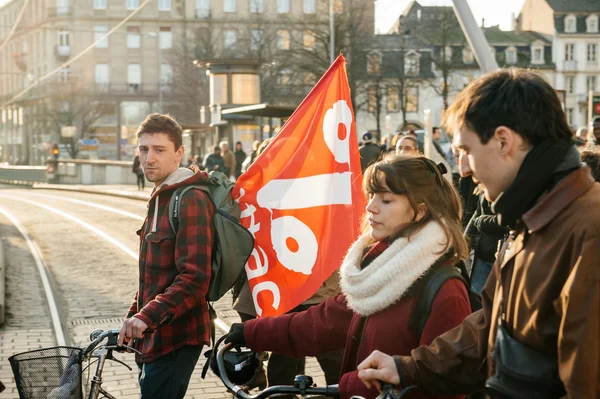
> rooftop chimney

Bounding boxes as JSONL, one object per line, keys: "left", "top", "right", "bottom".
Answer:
{"left": 481, "top": 18, "right": 485, "bottom": 28}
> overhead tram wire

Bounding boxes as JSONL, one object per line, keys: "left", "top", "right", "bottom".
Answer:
{"left": 1, "top": 0, "right": 151, "bottom": 108}
{"left": 0, "top": 0, "right": 30, "bottom": 54}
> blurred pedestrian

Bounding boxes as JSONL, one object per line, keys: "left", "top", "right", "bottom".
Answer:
{"left": 395, "top": 136, "right": 420, "bottom": 156}
{"left": 575, "top": 126, "right": 588, "bottom": 147}
{"left": 132, "top": 151, "right": 145, "bottom": 191}
{"left": 359, "top": 132, "right": 382, "bottom": 172}
{"left": 220, "top": 141, "right": 235, "bottom": 179}
{"left": 580, "top": 146, "right": 600, "bottom": 181}
{"left": 234, "top": 141, "right": 246, "bottom": 179}
{"left": 203, "top": 146, "right": 225, "bottom": 172}
{"left": 591, "top": 116, "right": 600, "bottom": 145}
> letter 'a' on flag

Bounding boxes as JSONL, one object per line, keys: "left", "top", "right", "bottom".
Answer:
{"left": 232, "top": 55, "right": 366, "bottom": 317}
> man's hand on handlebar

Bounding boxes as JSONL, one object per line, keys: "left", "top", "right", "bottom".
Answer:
{"left": 118, "top": 316, "right": 149, "bottom": 349}
{"left": 225, "top": 323, "right": 246, "bottom": 348}
{"left": 357, "top": 350, "right": 400, "bottom": 391}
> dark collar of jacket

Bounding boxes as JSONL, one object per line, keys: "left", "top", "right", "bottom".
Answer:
{"left": 522, "top": 166, "right": 595, "bottom": 233}
{"left": 492, "top": 140, "right": 579, "bottom": 229}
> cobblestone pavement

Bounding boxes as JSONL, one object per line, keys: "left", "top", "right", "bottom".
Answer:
{"left": 0, "top": 187, "right": 327, "bottom": 398}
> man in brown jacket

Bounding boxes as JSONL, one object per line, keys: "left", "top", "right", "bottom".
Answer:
{"left": 220, "top": 141, "right": 236, "bottom": 179}
{"left": 357, "top": 69, "right": 600, "bottom": 398}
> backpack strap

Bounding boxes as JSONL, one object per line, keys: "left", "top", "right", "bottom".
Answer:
{"left": 168, "top": 185, "right": 210, "bottom": 234}
{"left": 409, "top": 264, "right": 467, "bottom": 341}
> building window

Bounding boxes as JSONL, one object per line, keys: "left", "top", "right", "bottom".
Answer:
{"left": 367, "top": 53, "right": 381, "bottom": 75}
{"left": 565, "top": 43, "right": 575, "bottom": 61}
{"left": 587, "top": 43, "right": 596, "bottom": 62}
{"left": 506, "top": 47, "right": 517, "bottom": 64}
{"left": 405, "top": 86, "right": 418, "bottom": 113}
{"left": 532, "top": 46, "right": 544, "bottom": 63}
{"left": 565, "top": 76, "right": 575, "bottom": 94}
{"left": 159, "top": 27, "right": 172, "bottom": 49}
{"left": 587, "top": 76, "right": 596, "bottom": 93}
{"left": 223, "top": 0, "right": 235, "bottom": 12}
{"left": 303, "top": 0, "right": 315, "bottom": 14}
{"left": 57, "top": 0, "right": 69, "bottom": 14}
{"left": 211, "top": 74, "right": 228, "bottom": 104}
{"left": 367, "top": 86, "right": 377, "bottom": 113}
{"left": 250, "top": 0, "right": 263, "bottom": 13}
{"left": 404, "top": 54, "right": 419, "bottom": 76}
{"left": 93, "top": 0, "right": 106, "bottom": 9}
{"left": 58, "top": 66, "right": 70, "bottom": 82}
{"left": 127, "top": 26, "right": 140, "bottom": 48}
{"left": 565, "top": 14, "right": 576, "bottom": 33}
{"left": 57, "top": 29, "right": 70, "bottom": 46}
{"left": 277, "top": 30, "right": 290, "bottom": 50}
{"left": 95, "top": 63, "right": 109, "bottom": 90}
{"left": 94, "top": 26, "right": 108, "bottom": 48}
{"left": 303, "top": 30, "right": 315, "bottom": 50}
{"left": 250, "top": 29, "right": 263, "bottom": 50}
{"left": 232, "top": 74, "right": 259, "bottom": 104}
{"left": 128, "top": 63, "right": 142, "bottom": 93}
{"left": 277, "top": 68, "right": 291, "bottom": 85}
{"left": 223, "top": 30, "right": 237, "bottom": 49}
{"left": 443, "top": 46, "right": 452, "bottom": 62}
{"left": 126, "top": 0, "right": 139, "bottom": 9}
{"left": 462, "top": 47, "right": 473, "bottom": 64}
{"left": 195, "top": 0, "right": 209, "bottom": 18}
{"left": 158, "top": 0, "right": 171, "bottom": 11}
{"left": 587, "top": 15, "right": 598, "bottom": 33}
{"left": 160, "top": 64, "right": 173, "bottom": 86}
{"left": 566, "top": 108, "right": 574, "bottom": 125}
{"left": 386, "top": 87, "right": 399, "bottom": 112}
{"left": 277, "top": 0, "right": 290, "bottom": 13}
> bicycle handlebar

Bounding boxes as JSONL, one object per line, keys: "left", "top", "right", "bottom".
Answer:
{"left": 216, "top": 342, "right": 340, "bottom": 399}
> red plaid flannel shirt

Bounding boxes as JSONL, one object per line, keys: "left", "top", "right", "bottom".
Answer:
{"left": 127, "top": 171, "right": 214, "bottom": 363}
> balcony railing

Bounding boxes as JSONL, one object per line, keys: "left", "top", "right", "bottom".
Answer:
{"left": 87, "top": 83, "right": 172, "bottom": 95}
{"left": 563, "top": 60, "right": 578, "bottom": 71}
{"left": 195, "top": 8, "right": 210, "bottom": 19}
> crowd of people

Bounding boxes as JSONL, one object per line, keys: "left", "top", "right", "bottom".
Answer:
{"left": 121, "top": 67, "right": 599, "bottom": 399}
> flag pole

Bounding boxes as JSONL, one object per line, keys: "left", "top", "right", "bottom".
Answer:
{"left": 329, "top": 0, "right": 335, "bottom": 65}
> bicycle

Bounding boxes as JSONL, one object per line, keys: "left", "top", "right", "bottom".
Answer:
{"left": 9, "top": 328, "right": 141, "bottom": 399}
{"left": 213, "top": 334, "right": 419, "bottom": 399}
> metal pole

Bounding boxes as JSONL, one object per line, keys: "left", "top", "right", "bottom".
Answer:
{"left": 116, "top": 100, "right": 121, "bottom": 161}
{"left": 329, "top": 0, "right": 334, "bottom": 65}
{"left": 451, "top": 0, "right": 498, "bottom": 73}
{"left": 158, "top": 42, "right": 163, "bottom": 114}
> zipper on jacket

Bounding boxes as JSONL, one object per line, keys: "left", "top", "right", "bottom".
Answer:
{"left": 355, "top": 316, "right": 369, "bottom": 368}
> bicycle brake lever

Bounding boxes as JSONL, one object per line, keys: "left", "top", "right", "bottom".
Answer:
{"left": 107, "top": 355, "right": 133, "bottom": 371}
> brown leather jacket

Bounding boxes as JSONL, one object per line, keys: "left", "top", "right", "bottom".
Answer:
{"left": 398, "top": 167, "right": 600, "bottom": 398}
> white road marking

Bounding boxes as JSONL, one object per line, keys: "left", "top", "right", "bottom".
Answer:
{"left": 0, "top": 194, "right": 233, "bottom": 334}
{"left": 27, "top": 192, "right": 145, "bottom": 221}
{"left": 0, "top": 206, "right": 67, "bottom": 346}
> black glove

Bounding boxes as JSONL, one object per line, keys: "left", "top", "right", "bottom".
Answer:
{"left": 225, "top": 323, "right": 246, "bottom": 347}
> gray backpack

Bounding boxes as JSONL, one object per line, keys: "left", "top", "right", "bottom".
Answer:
{"left": 168, "top": 171, "right": 254, "bottom": 302}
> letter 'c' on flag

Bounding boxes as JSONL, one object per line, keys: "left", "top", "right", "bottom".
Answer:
{"left": 233, "top": 55, "right": 366, "bottom": 317}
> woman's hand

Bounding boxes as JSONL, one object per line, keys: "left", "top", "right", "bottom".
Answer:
{"left": 357, "top": 350, "right": 400, "bottom": 391}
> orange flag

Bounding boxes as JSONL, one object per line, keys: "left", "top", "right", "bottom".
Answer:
{"left": 233, "top": 55, "right": 366, "bottom": 317}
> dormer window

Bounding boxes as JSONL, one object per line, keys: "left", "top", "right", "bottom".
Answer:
{"left": 367, "top": 53, "right": 382, "bottom": 75}
{"left": 404, "top": 51, "right": 421, "bottom": 76}
{"left": 506, "top": 46, "right": 517, "bottom": 64}
{"left": 531, "top": 42, "right": 544, "bottom": 64}
{"left": 565, "top": 14, "right": 577, "bottom": 33}
{"left": 462, "top": 47, "right": 474, "bottom": 64}
{"left": 587, "top": 14, "right": 598, "bottom": 33}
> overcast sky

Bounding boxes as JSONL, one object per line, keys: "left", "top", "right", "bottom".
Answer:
{"left": 376, "top": 0, "right": 527, "bottom": 33}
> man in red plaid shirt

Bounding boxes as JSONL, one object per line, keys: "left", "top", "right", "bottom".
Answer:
{"left": 118, "top": 113, "right": 214, "bottom": 398}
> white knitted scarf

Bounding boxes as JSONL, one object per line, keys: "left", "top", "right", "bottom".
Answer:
{"left": 341, "top": 221, "right": 448, "bottom": 316}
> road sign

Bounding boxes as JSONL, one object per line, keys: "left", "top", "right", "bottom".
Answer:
{"left": 61, "top": 126, "right": 76, "bottom": 138}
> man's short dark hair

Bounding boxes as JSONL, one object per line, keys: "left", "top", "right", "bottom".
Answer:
{"left": 443, "top": 69, "right": 572, "bottom": 146}
{"left": 399, "top": 136, "right": 419, "bottom": 147}
{"left": 593, "top": 117, "right": 600, "bottom": 124}
{"left": 136, "top": 113, "right": 183, "bottom": 150}
{"left": 214, "top": 145, "right": 221, "bottom": 152}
